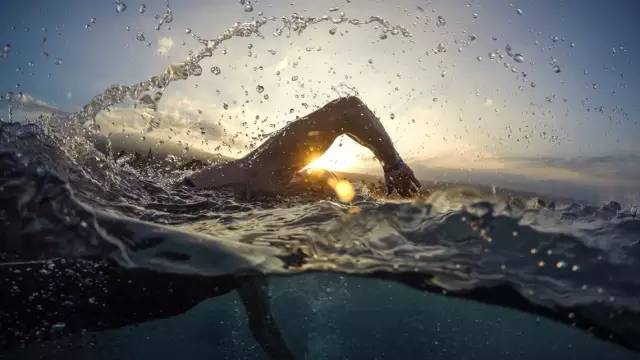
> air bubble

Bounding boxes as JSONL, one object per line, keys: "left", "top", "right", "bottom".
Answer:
{"left": 552, "top": 65, "right": 561, "bottom": 73}
{"left": 185, "top": 28, "right": 192, "bottom": 34}
{"left": 138, "top": 4, "right": 146, "bottom": 14}
{"left": 54, "top": 57, "right": 63, "bottom": 65}
{"left": 256, "top": 85, "right": 264, "bottom": 93}
{"left": 516, "top": 8, "right": 523, "bottom": 15}
{"left": 329, "top": 27, "right": 337, "bottom": 35}
{"left": 244, "top": 4, "right": 254, "bottom": 12}
{"left": 556, "top": 261, "right": 567, "bottom": 269}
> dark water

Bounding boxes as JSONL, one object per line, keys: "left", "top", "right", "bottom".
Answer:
{"left": 2, "top": 274, "right": 640, "bottom": 360}
{"left": 1, "top": 119, "right": 640, "bottom": 357}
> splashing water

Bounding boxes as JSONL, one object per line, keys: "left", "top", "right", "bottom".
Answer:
{"left": 75, "top": 13, "right": 411, "bottom": 123}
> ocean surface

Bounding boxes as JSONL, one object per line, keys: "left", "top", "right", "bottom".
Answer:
{"left": 1, "top": 118, "right": 639, "bottom": 358}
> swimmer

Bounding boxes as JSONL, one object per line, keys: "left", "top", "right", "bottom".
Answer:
{"left": 182, "top": 96, "right": 421, "bottom": 198}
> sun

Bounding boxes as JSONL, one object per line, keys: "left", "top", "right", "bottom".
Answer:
{"left": 304, "top": 136, "right": 360, "bottom": 172}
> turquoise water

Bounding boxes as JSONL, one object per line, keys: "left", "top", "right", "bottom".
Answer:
{"left": 3, "top": 273, "right": 638, "bottom": 360}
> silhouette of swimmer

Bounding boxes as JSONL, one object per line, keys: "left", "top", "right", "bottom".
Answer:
{"left": 181, "top": 96, "right": 421, "bottom": 198}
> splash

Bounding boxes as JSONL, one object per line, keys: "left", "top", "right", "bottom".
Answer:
{"left": 76, "top": 13, "right": 411, "bottom": 124}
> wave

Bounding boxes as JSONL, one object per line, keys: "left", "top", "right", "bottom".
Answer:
{"left": 1, "top": 120, "right": 639, "bottom": 352}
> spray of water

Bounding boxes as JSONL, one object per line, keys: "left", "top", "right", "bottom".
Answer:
{"left": 75, "top": 13, "right": 412, "bottom": 125}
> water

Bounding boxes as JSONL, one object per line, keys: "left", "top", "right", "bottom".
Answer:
{"left": 1, "top": 2, "right": 639, "bottom": 358}
{"left": 1, "top": 117, "right": 639, "bottom": 354}
{"left": 2, "top": 274, "right": 639, "bottom": 360}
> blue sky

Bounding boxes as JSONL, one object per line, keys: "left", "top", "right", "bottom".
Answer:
{"left": 1, "top": 0, "right": 639, "bottom": 203}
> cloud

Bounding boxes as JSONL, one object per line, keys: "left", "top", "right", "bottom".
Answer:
{"left": 408, "top": 154, "right": 640, "bottom": 205}
{"left": 3, "top": 92, "right": 67, "bottom": 116}
{"left": 157, "top": 37, "right": 174, "bottom": 55}
{"left": 93, "top": 96, "right": 259, "bottom": 160}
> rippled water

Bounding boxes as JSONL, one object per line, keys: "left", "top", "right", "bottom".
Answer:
{"left": 1, "top": 116, "right": 639, "bottom": 353}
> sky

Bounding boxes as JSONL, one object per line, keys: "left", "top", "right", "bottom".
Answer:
{"left": 1, "top": 0, "right": 639, "bottom": 204}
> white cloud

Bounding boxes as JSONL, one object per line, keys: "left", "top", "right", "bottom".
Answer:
{"left": 4, "top": 92, "right": 66, "bottom": 115}
{"left": 274, "top": 56, "right": 289, "bottom": 73}
{"left": 157, "top": 37, "right": 174, "bottom": 55}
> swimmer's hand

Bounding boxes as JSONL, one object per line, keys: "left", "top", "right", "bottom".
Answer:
{"left": 384, "top": 160, "right": 421, "bottom": 197}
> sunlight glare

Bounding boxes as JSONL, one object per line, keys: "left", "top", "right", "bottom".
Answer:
{"left": 304, "top": 136, "right": 360, "bottom": 172}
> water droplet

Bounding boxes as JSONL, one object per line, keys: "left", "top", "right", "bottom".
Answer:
{"left": 85, "top": 24, "right": 92, "bottom": 31}
{"left": 54, "top": 57, "right": 63, "bottom": 65}
{"left": 329, "top": 27, "right": 337, "bottom": 35}
{"left": 530, "top": 81, "right": 536, "bottom": 88}
{"left": 472, "top": 13, "right": 478, "bottom": 19}
{"left": 263, "top": 94, "right": 269, "bottom": 100}
{"left": 516, "top": 8, "right": 523, "bottom": 15}
{"left": 390, "top": 113, "right": 395, "bottom": 120}
{"left": 436, "top": 15, "right": 446, "bottom": 27}
{"left": 188, "top": 64, "right": 202, "bottom": 76}
{"left": 556, "top": 261, "right": 567, "bottom": 269}
{"left": 136, "top": 32, "right": 146, "bottom": 41}
{"left": 138, "top": 4, "right": 146, "bottom": 14}
{"left": 368, "top": 58, "right": 373, "bottom": 64}
{"left": 115, "top": 1, "right": 127, "bottom": 13}
{"left": 513, "top": 53, "right": 524, "bottom": 63}
{"left": 291, "top": 75, "right": 299, "bottom": 81}
{"left": 488, "top": 51, "right": 497, "bottom": 60}
{"left": 125, "top": 25, "right": 131, "bottom": 31}
{"left": 89, "top": 17, "right": 96, "bottom": 24}
{"left": 592, "top": 83, "right": 598, "bottom": 89}
{"left": 569, "top": 41, "right": 575, "bottom": 48}
{"left": 244, "top": 3, "right": 253, "bottom": 12}
{"left": 436, "top": 42, "right": 446, "bottom": 53}
{"left": 571, "top": 265, "right": 580, "bottom": 272}
{"left": 551, "top": 35, "right": 560, "bottom": 43}
{"left": 185, "top": 28, "right": 192, "bottom": 34}
{"left": 476, "top": 56, "right": 482, "bottom": 62}
{"left": 210, "top": 66, "right": 221, "bottom": 75}
{"left": 256, "top": 85, "right": 264, "bottom": 93}
{"left": 552, "top": 65, "right": 561, "bottom": 73}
